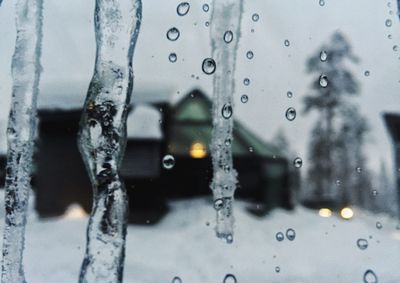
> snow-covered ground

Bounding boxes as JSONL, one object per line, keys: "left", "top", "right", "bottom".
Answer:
{"left": 0, "top": 194, "right": 399, "bottom": 283}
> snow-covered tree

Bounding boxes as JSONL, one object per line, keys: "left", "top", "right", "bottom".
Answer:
{"left": 303, "top": 32, "right": 371, "bottom": 207}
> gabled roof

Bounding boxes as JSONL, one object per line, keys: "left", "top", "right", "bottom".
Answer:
{"left": 169, "top": 89, "right": 282, "bottom": 158}
{"left": 173, "top": 89, "right": 212, "bottom": 123}
{"left": 37, "top": 80, "right": 174, "bottom": 111}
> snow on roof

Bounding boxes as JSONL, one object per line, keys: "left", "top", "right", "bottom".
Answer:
{"left": 127, "top": 104, "right": 162, "bottom": 140}
{"left": 38, "top": 80, "right": 174, "bottom": 110}
{"left": 38, "top": 80, "right": 87, "bottom": 110}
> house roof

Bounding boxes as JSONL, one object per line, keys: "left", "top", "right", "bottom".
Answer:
{"left": 37, "top": 80, "right": 174, "bottom": 110}
{"left": 127, "top": 104, "right": 162, "bottom": 140}
{"left": 169, "top": 89, "right": 282, "bottom": 158}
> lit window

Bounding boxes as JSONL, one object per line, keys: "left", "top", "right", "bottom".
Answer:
{"left": 189, "top": 142, "right": 207, "bottom": 159}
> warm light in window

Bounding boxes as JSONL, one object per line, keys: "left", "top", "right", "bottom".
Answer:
{"left": 340, "top": 207, "right": 354, "bottom": 220}
{"left": 63, "top": 204, "right": 87, "bottom": 219}
{"left": 318, "top": 208, "right": 332, "bottom": 218}
{"left": 190, "top": 142, "right": 207, "bottom": 159}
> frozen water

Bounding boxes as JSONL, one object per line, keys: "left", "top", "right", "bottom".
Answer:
{"left": 202, "top": 58, "right": 216, "bottom": 75}
{"left": 176, "top": 2, "right": 190, "bottom": 16}
{"left": 167, "top": 27, "right": 180, "bottom": 41}
{"left": 77, "top": 0, "right": 142, "bottom": 282}
{"left": 1, "top": 0, "right": 43, "bottom": 282}
{"left": 285, "top": 107, "right": 296, "bottom": 121}
{"left": 209, "top": 0, "right": 243, "bottom": 241}
{"left": 162, "top": 155, "right": 175, "bottom": 170}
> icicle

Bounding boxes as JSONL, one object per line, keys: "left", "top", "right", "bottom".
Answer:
{"left": 1, "top": 0, "right": 43, "bottom": 282}
{"left": 397, "top": 0, "right": 400, "bottom": 21}
{"left": 77, "top": 0, "right": 142, "bottom": 282}
{"left": 209, "top": 0, "right": 243, "bottom": 242}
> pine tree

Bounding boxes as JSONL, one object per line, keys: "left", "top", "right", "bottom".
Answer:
{"left": 304, "top": 32, "right": 370, "bottom": 206}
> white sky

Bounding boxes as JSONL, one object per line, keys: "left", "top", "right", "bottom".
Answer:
{"left": 0, "top": 0, "right": 399, "bottom": 180}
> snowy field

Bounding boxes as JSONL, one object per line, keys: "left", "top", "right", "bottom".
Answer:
{"left": 0, "top": 194, "right": 400, "bottom": 283}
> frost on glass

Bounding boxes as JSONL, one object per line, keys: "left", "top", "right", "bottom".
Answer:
{"left": 209, "top": 0, "right": 243, "bottom": 242}
{"left": 77, "top": 0, "right": 142, "bottom": 282}
{"left": 1, "top": 0, "right": 43, "bottom": 282}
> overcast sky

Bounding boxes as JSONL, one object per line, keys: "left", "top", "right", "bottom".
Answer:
{"left": 0, "top": 0, "right": 399, "bottom": 182}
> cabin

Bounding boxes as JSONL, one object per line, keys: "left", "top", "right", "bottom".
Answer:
{"left": 1, "top": 83, "right": 293, "bottom": 222}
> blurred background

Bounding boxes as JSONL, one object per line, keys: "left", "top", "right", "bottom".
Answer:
{"left": 0, "top": 0, "right": 400, "bottom": 282}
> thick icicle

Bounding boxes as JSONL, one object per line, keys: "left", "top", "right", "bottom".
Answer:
{"left": 397, "top": 0, "right": 400, "bottom": 20}
{"left": 209, "top": 0, "right": 243, "bottom": 242}
{"left": 1, "top": 0, "right": 43, "bottom": 282}
{"left": 77, "top": 0, "right": 142, "bottom": 282}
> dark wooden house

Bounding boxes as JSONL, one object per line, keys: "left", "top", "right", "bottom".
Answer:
{"left": 3, "top": 83, "right": 292, "bottom": 222}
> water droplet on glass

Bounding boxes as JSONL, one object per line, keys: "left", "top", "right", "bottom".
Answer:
{"left": 202, "top": 58, "right": 216, "bottom": 75}
{"left": 172, "top": 276, "right": 182, "bottom": 283}
{"left": 287, "top": 91, "right": 293, "bottom": 98}
{"left": 364, "top": 70, "right": 370, "bottom": 77}
{"left": 356, "top": 167, "right": 362, "bottom": 173}
{"left": 284, "top": 39, "right": 290, "bottom": 47}
{"left": 293, "top": 157, "right": 303, "bottom": 168}
{"left": 286, "top": 228, "right": 296, "bottom": 241}
{"left": 319, "top": 74, "right": 328, "bottom": 88}
{"left": 285, "top": 107, "right": 296, "bottom": 121}
{"left": 319, "top": 0, "right": 325, "bottom": 6}
{"left": 162, "top": 154, "right": 175, "bottom": 169}
{"left": 275, "top": 266, "right": 281, "bottom": 273}
{"left": 372, "top": 190, "right": 378, "bottom": 196}
{"left": 376, "top": 221, "right": 382, "bottom": 229}
{"left": 393, "top": 45, "right": 398, "bottom": 52}
{"left": 320, "top": 51, "right": 328, "bottom": 61}
{"left": 223, "top": 274, "right": 237, "bottom": 283}
{"left": 363, "top": 269, "right": 378, "bottom": 283}
{"left": 357, "top": 238, "right": 368, "bottom": 250}
{"left": 167, "top": 27, "right": 180, "bottom": 41}
{"left": 388, "top": 34, "right": 392, "bottom": 39}
{"left": 246, "top": 50, "right": 254, "bottom": 59}
{"left": 248, "top": 146, "right": 254, "bottom": 152}
{"left": 240, "top": 94, "right": 248, "bottom": 103}
{"left": 221, "top": 103, "right": 233, "bottom": 119}
{"left": 336, "top": 179, "right": 341, "bottom": 186}
{"left": 385, "top": 19, "right": 392, "bottom": 27}
{"left": 224, "top": 30, "right": 234, "bottom": 43}
{"left": 177, "top": 2, "right": 190, "bottom": 16}
{"left": 168, "top": 53, "right": 177, "bottom": 63}
{"left": 205, "top": 21, "right": 210, "bottom": 27}
{"left": 252, "top": 13, "right": 259, "bottom": 22}
{"left": 202, "top": 3, "right": 209, "bottom": 12}
{"left": 243, "top": 78, "right": 250, "bottom": 86}
{"left": 276, "top": 232, "right": 284, "bottom": 241}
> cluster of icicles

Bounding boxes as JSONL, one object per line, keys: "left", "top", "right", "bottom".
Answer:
{"left": 1, "top": 0, "right": 243, "bottom": 282}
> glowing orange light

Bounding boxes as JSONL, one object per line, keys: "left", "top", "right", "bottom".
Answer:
{"left": 190, "top": 142, "right": 207, "bottom": 159}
